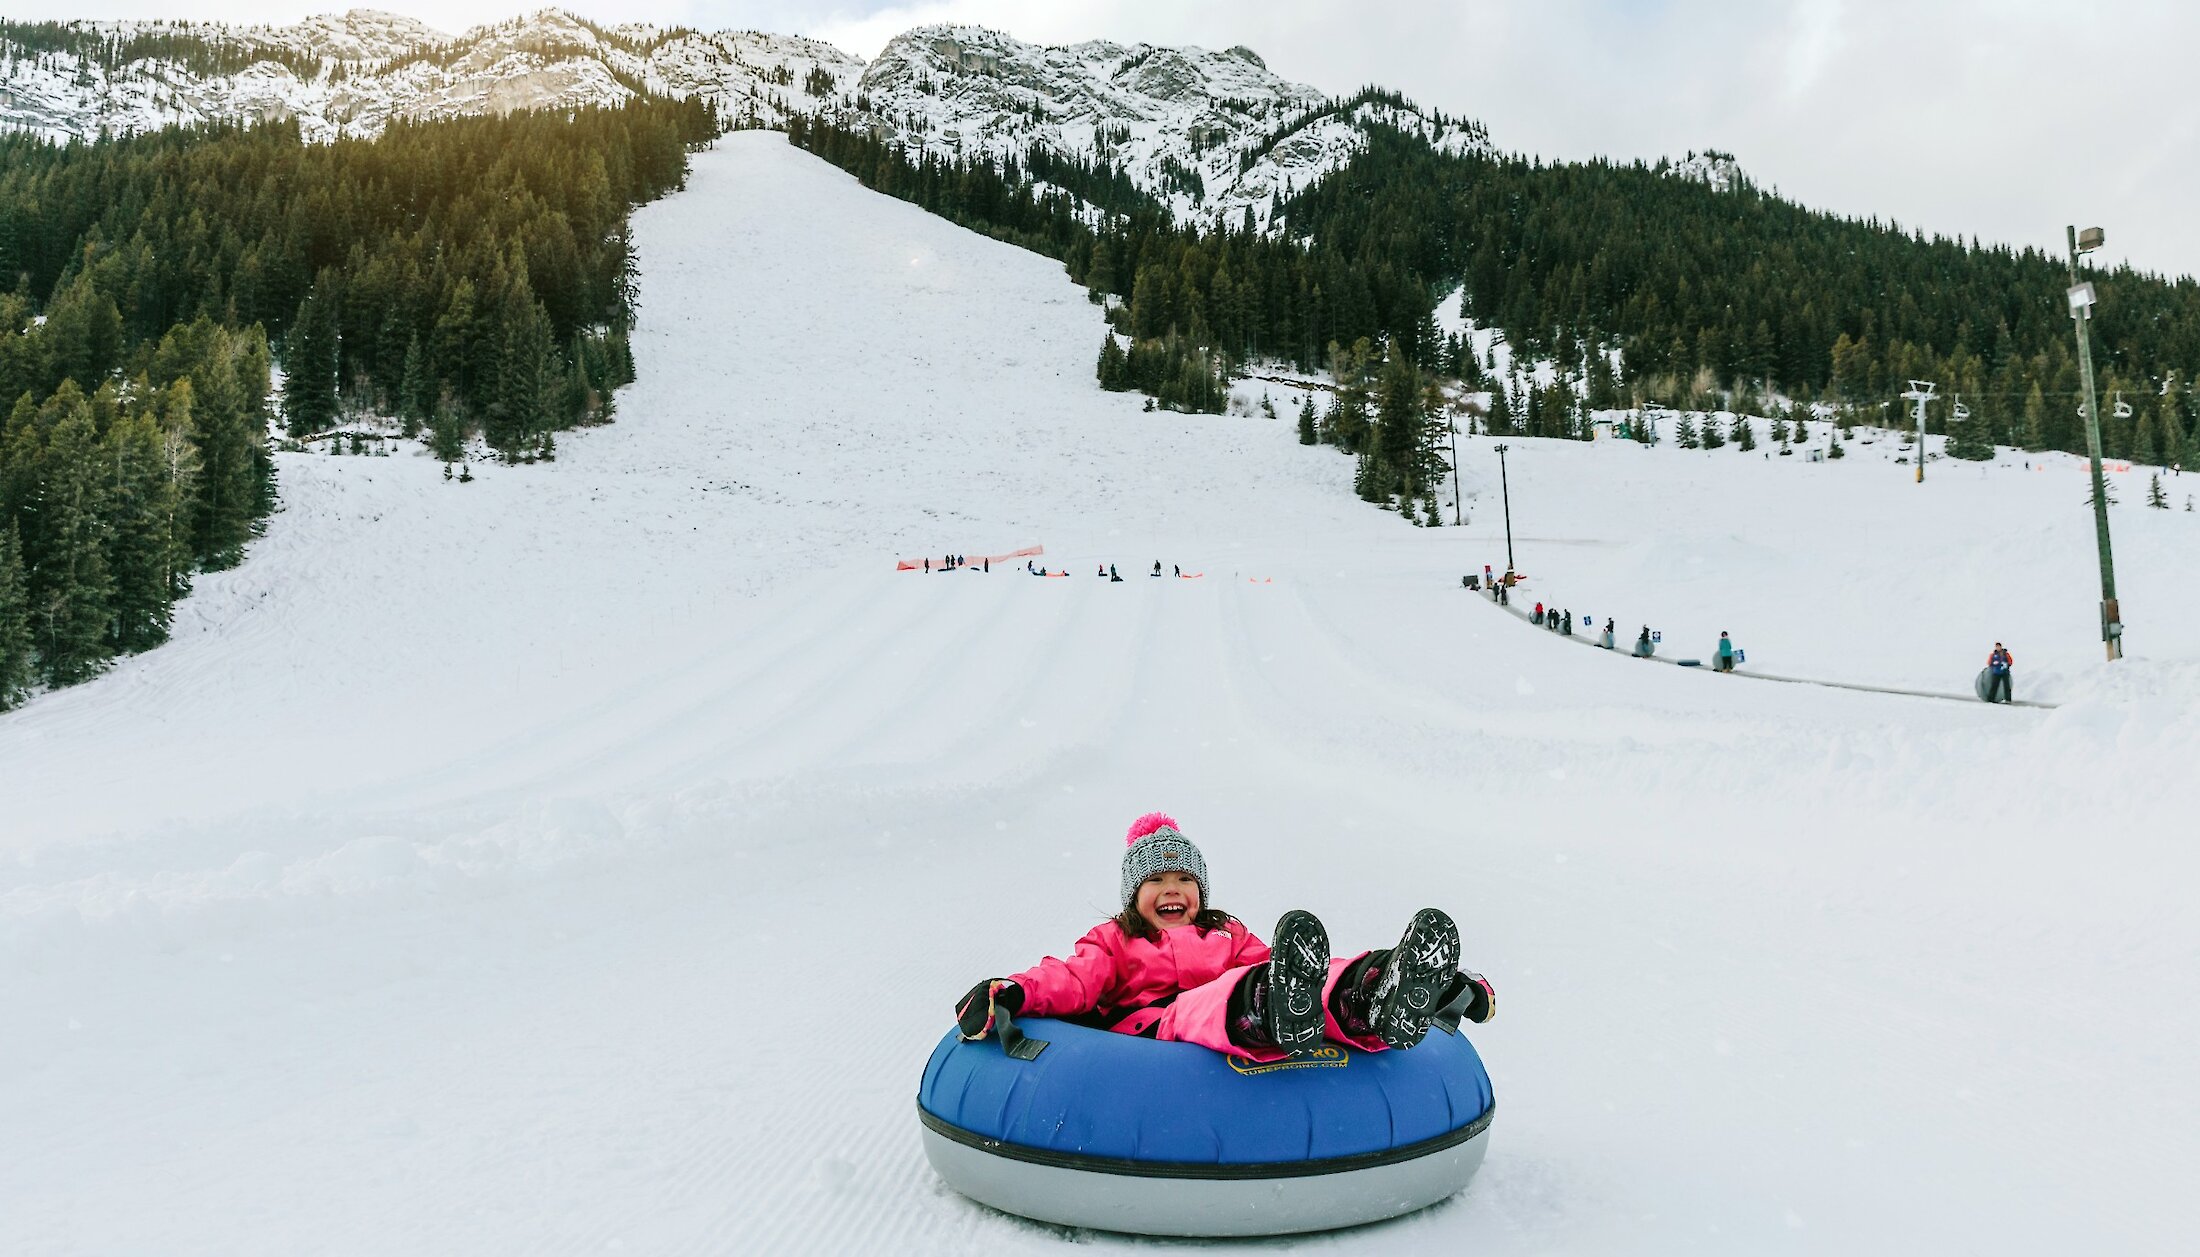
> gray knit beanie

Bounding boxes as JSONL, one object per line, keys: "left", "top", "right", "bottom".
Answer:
{"left": 1120, "top": 812, "right": 1209, "bottom": 909}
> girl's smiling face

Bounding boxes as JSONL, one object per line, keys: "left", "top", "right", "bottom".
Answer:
{"left": 1135, "top": 869, "right": 1202, "bottom": 932}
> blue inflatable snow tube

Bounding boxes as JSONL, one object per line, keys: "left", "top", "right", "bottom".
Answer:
{"left": 917, "top": 1015, "right": 1495, "bottom": 1236}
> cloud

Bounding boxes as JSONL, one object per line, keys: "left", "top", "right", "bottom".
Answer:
{"left": 1781, "top": 0, "right": 1845, "bottom": 97}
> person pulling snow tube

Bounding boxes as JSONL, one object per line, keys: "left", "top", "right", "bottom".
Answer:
{"left": 917, "top": 1007, "right": 1495, "bottom": 1236}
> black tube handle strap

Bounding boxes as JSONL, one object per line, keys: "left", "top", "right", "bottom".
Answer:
{"left": 993, "top": 1009, "right": 1049, "bottom": 1061}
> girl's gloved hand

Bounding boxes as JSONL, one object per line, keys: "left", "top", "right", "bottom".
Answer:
{"left": 955, "top": 979, "right": 1025, "bottom": 1040}
{"left": 1455, "top": 971, "right": 1495, "bottom": 1024}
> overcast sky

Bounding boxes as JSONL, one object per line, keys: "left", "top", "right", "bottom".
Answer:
{"left": 32, "top": 1, "right": 2200, "bottom": 280}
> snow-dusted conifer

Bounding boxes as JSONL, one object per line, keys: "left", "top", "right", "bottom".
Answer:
{"left": 283, "top": 277, "right": 341, "bottom": 436}
{"left": 0, "top": 521, "right": 33, "bottom": 711}
{"left": 31, "top": 392, "right": 115, "bottom": 685}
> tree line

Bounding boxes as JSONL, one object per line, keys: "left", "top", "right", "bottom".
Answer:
{"left": 791, "top": 105, "right": 2200, "bottom": 482}
{"left": 1, "top": 96, "right": 719, "bottom": 710}
{"left": 1282, "top": 125, "right": 2200, "bottom": 464}
{"left": 1, "top": 18, "right": 327, "bottom": 82}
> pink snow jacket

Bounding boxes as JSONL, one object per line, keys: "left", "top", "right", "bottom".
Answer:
{"left": 1010, "top": 918, "right": 1270, "bottom": 1019}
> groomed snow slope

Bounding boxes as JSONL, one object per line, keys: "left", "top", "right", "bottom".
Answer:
{"left": 4, "top": 132, "right": 2198, "bottom": 1255}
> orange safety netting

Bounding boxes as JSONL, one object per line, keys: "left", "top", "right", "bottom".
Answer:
{"left": 896, "top": 545, "right": 1044, "bottom": 571}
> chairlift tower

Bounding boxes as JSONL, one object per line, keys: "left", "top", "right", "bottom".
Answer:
{"left": 1901, "top": 380, "right": 1937, "bottom": 482}
{"left": 2066, "top": 224, "right": 2123, "bottom": 660}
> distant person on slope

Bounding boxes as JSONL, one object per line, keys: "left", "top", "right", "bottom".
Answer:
{"left": 1533, "top": 602, "right": 1545, "bottom": 626}
{"left": 1603, "top": 618, "right": 1617, "bottom": 650}
{"left": 1561, "top": 611, "right": 1573, "bottom": 636}
{"left": 1153, "top": 561, "right": 1163, "bottom": 577}
{"left": 1716, "top": 631, "right": 1736, "bottom": 673}
{"left": 1986, "top": 642, "right": 2014, "bottom": 703}
{"left": 1635, "top": 626, "right": 1654, "bottom": 657}
{"left": 952, "top": 813, "right": 1495, "bottom": 1065}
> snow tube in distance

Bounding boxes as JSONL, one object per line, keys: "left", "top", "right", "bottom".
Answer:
{"left": 918, "top": 1013, "right": 1494, "bottom": 1237}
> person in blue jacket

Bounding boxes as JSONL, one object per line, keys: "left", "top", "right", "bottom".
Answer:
{"left": 1716, "top": 631, "right": 1736, "bottom": 672}
{"left": 1986, "top": 642, "right": 2014, "bottom": 702}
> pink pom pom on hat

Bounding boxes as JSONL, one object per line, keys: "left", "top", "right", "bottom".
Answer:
{"left": 1119, "top": 812, "right": 1209, "bottom": 909}
{"left": 1125, "top": 811, "right": 1179, "bottom": 846}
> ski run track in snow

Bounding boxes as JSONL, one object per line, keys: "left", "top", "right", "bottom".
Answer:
{"left": 5, "top": 132, "right": 2200, "bottom": 1256}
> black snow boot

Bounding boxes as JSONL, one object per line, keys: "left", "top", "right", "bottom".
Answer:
{"left": 1330, "top": 909, "right": 1461, "bottom": 1050}
{"left": 1230, "top": 910, "right": 1330, "bottom": 1056}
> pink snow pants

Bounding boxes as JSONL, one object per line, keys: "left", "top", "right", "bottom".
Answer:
{"left": 1110, "top": 953, "right": 1388, "bottom": 1063}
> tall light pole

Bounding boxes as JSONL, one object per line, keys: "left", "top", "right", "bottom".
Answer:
{"left": 1493, "top": 443, "right": 1515, "bottom": 576}
{"left": 1447, "top": 419, "right": 1464, "bottom": 527}
{"left": 2066, "top": 224, "right": 2123, "bottom": 660}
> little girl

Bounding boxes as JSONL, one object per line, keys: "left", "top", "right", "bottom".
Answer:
{"left": 955, "top": 813, "right": 1494, "bottom": 1061}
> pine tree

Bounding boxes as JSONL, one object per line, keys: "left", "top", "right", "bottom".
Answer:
{"left": 1701, "top": 414, "right": 1726, "bottom": 449}
{"left": 1367, "top": 342, "right": 1424, "bottom": 502}
{"left": 1297, "top": 394, "right": 1317, "bottom": 445}
{"left": 2021, "top": 381, "right": 2048, "bottom": 452}
{"left": 0, "top": 521, "right": 34, "bottom": 711}
{"left": 1260, "top": 393, "right": 1277, "bottom": 421}
{"left": 29, "top": 391, "right": 115, "bottom": 685}
{"left": 1676, "top": 413, "right": 1700, "bottom": 449}
{"left": 1485, "top": 385, "right": 1514, "bottom": 436}
{"left": 398, "top": 335, "right": 431, "bottom": 437}
{"left": 101, "top": 398, "right": 188, "bottom": 654}
{"left": 283, "top": 276, "right": 340, "bottom": 436}
{"left": 2135, "top": 407, "right": 2162, "bottom": 467}
{"left": 1096, "top": 334, "right": 1128, "bottom": 391}
{"left": 1734, "top": 416, "right": 1756, "bottom": 452}
{"left": 2148, "top": 473, "right": 2168, "bottom": 508}
{"left": 156, "top": 379, "right": 204, "bottom": 603}
{"left": 428, "top": 393, "right": 468, "bottom": 465}
{"left": 1327, "top": 339, "right": 1375, "bottom": 450}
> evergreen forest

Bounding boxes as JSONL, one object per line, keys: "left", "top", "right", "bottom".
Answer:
{"left": 0, "top": 96, "right": 718, "bottom": 709}
{"left": 789, "top": 111, "right": 2200, "bottom": 503}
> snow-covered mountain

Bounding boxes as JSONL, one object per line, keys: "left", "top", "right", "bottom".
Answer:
{"left": 846, "top": 25, "right": 1490, "bottom": 227}
{"left": 0, "top": 8, "right": 859, "bottom": 143}
{"left": 1, "top": 8, "right": 1489, "bottom": 228}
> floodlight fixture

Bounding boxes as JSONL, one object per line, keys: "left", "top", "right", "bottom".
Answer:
{"left": 2077, "top": 226, "right": 2105, "bottom": 253}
